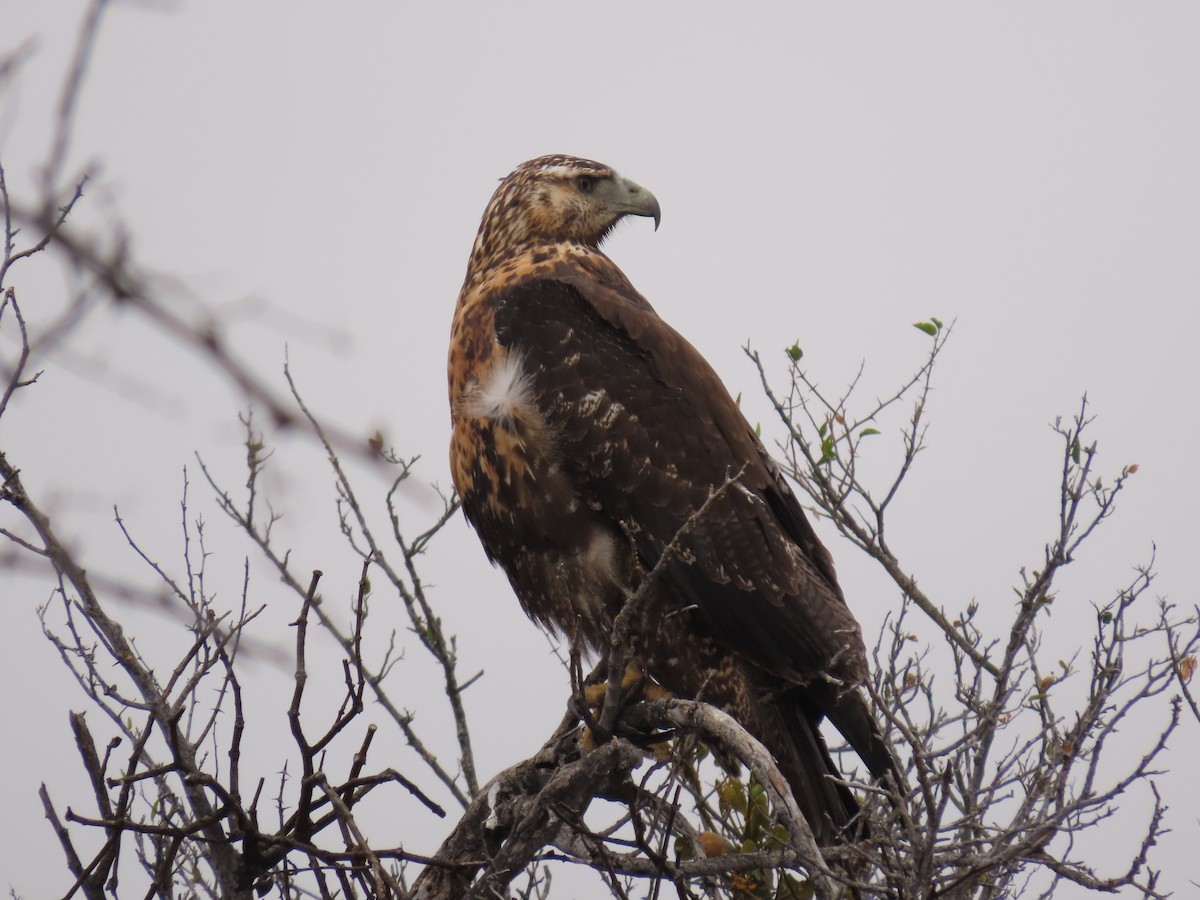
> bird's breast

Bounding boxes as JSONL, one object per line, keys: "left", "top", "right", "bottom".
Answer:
{"left": 448, "top": 346, "right": 629, "bottom": 644}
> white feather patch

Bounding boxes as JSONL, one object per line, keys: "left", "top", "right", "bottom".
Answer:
{"left": 464, "top": 353, "right": 533, "bottom": 423}
{"left": 582, "top": 528, "right": 618, "bottom": 584}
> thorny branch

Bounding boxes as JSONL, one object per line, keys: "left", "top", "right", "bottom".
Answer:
{"left": 749, "top": 322, "right": 998, "bottom": 678}
{"left": 194, "top": 375, "right": 474, "bottom": 809}
{"left": 593, "top": 466, "right": 747, "bottom": 741}
{"left": 746, "top": 327, "right": 1192, "bottom": 899}
{"left": 23, "top": 482, "right": 451, "bottom": 897}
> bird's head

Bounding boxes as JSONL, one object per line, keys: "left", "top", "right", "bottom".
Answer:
{"left": 467, "top": 155, "right": 660, "bottom": 277}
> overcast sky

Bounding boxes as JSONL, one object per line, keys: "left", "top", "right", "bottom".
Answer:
{"left": 3, "top": 3, "right": 1198, "bottom": 896}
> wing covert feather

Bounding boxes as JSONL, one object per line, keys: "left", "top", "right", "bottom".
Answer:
{"left": 492, "top": 275, "right": 867, "bottom": 684}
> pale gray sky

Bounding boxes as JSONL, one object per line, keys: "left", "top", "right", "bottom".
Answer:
{"left": 3, "top": 3, "right": 1198, "bottom": 896}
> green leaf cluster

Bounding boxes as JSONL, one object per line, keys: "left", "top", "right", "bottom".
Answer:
{"left": 913, "top": 316, "right": 944, "bottom": 336}
{"left": 702, "top": 776, "right": 814, "bottom": 898}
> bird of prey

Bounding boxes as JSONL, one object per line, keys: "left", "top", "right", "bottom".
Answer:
{"left": 448, "top": 154, "right": 896, "bottom": 844}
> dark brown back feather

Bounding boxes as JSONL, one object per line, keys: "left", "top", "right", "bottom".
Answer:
{"left": 493, "top": 274, "right": 868, "bottom": 686}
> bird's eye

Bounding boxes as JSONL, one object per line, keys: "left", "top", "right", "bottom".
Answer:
{"left": 576, "top": 176, "right": 596, "bottom": 193}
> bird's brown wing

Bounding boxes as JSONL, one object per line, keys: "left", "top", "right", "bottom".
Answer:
{"left": 491, "top": 272, "right": 868, "bottom": 687}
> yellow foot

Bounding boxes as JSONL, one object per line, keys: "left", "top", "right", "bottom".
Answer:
{"left": 582, "top": 661, "right": 662, "bottom": 705}
{"left": 580, "top": 663, "right": 674, "bottom": 756}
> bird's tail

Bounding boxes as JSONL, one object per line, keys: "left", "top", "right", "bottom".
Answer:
{"left": 775, "top": 700, "right": 865, "bottom": 846}
{"left": 776, "top": 684, "right": 902, "bottom": 846}
{"left": 816, "top": 682, "right": 904, "bottom": 794}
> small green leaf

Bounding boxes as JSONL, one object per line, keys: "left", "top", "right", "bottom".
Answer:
{"left": 913, "top": 320, "right": 938, "bottom": 336}
{"left": 767, "top": 823, "right": 790, "bottom": 848}
{"left": 748, "top": 780, "right": 767, "bottom": 809}
{"left": 860, "top": 427, "right": 881, "bottom": 437}
{"left": 785, "top": 342, "right": 804, "bottom": 362}
{"left": 1070, "top": 437, "right": 1081, "bottom": 465}
{"left": 817, "top": 421, "right": 828, "bottom": 438}
{"left": 754, "top": 422, "right": 762, "bottom": 438}
{"left": 931, "top": 316, "right": 944, "bottom": 329}
{"left": 746, "top": 781, "right": 769, "bottom": 839}
{"left": 718, "top": 777, "right": 748, "bottom": 816}
{"left": 819, "top": 436, "right": 836, "bottom": 464}
{"left": 674, "top": 834, "right": 694, "bottom": 860}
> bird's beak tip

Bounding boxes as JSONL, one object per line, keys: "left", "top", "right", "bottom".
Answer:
{"left": 643, "top": 197, "right": 662, "bottom": 232}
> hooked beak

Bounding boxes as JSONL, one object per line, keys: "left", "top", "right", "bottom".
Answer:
{"left": 598, "top": 175, "right": 661, "bottom": 231}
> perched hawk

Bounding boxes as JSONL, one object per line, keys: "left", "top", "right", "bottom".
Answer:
{"left": 448, "top": 155, "right": 896, "bottom": 844}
